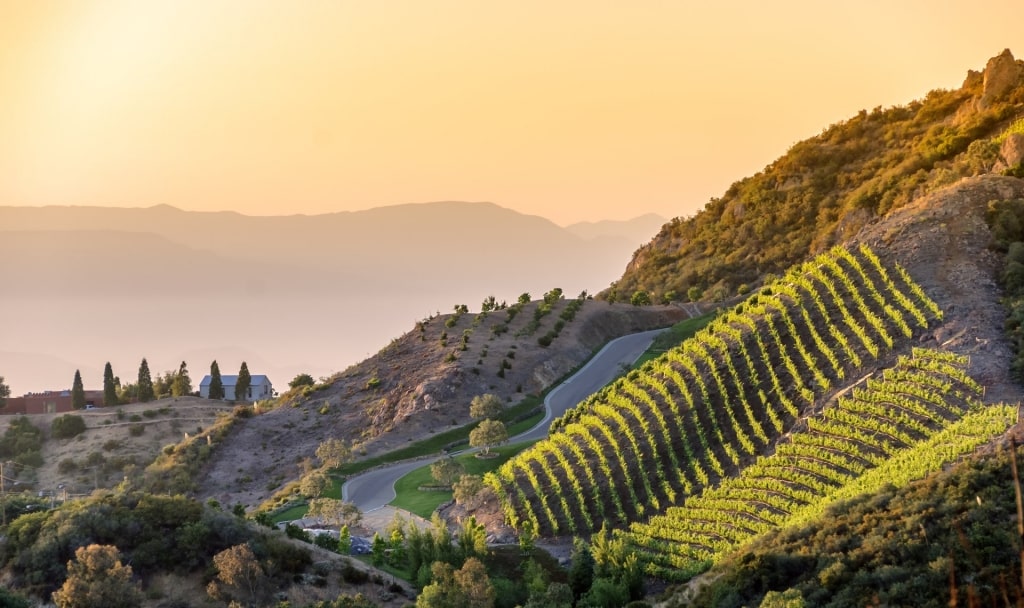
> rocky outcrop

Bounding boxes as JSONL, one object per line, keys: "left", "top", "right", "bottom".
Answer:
{"left": 979, "top": 49, "right": 1023, "bottom": 109}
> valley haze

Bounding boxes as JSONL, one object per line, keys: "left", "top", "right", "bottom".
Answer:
{"left": 0, "top": 202, "right": 664, "bottom": 395}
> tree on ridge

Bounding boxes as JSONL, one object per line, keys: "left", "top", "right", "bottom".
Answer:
{"left": 208, "top": 360, "right": 224, "bottom": 400}
{"left": 235, "top": 361, "right": 251, "bottom": 402}
{"left": 71, "top": 370, "right": 85, "bottom": 410}
{"left": 102, "top": 363, "right": 117, "bottom": 406}
{"left": 136, "top": 359, "right": 154, "bottom": 403}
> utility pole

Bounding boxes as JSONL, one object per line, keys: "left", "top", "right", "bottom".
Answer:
{"left": 1, "top": 461, "right": 5, "bottom": 528}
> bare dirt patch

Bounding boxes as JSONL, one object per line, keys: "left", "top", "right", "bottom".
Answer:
{"left": 0, "top": 396, "right": 233, "bottom": 496}
{"left": 857, "top": 175, "right": 1024, "bottom": 403}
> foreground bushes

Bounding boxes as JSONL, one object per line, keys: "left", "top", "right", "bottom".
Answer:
{"left": 1, "top": 490, "right": 310, "bottom": 599}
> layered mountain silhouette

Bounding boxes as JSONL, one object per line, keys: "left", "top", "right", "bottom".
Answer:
{"left": 0, "top": 202, "right": 662, "bottom": 394}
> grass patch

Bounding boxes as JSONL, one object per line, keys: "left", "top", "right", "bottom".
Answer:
{"left": 337, "top": 397, "right": 543, "bottom": 477}
{"left": 390, "top": 441, "right": 534, "bottom": 517}
{"left": 269, "top": 475, "right": 343, "bottom": 524}
{"left": 635, "top": 311, "right": 717, "bottom": 367}
{"left": 506, "top": 411, "right": 544, "bottom": 436}
{"left": 996, "top": 116, "right": 1024, "bottom": 144}
{"left": 354, "top": 555, "right": 414, "bottom": 583}
{"left": 272, "top": 502, "right": 308, "bottom": 523}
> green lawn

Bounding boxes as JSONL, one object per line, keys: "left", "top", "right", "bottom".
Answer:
{"left": 270, "top": 476, "right": 342, "bottom": 524}
{"left": 390, "top": 441, "right": 534, "bottom": 517}
{"left": 634, "top": 311, "right": 717, "bottom": 367}
{"left": 336, "top": 397, "right": 544, "bottom": 477}
{"left": 506, "top": 410, "right": 544, "bottom": 436}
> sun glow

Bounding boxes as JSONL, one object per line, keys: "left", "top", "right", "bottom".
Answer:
{"left": 1, "top": 1, "right": 1023, "bottom": 223}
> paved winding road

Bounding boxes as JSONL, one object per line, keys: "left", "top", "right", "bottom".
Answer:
{"left": 341, "top": 328, "right": 666, "bottom": 511}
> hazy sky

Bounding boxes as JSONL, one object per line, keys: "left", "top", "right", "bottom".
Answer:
{"left": 1, "top": 1, "right": 1022, "bottom": 225}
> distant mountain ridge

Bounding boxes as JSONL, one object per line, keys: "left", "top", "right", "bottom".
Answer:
{"left": 0, "top": 201, "right": 660, "bottom": 394}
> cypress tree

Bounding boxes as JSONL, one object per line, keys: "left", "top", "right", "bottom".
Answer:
{"left": 137, "top": 358, "right": 155, "bottom": 403}
{"left": 71, "top": 369, "right": 86, "bottom": 409}
{"left": 171, "top": 360, "right": 192, "bottom": 397}
{"left": 235, "top": 361, "right": 251, "bottom": 402}
{"left": 208, "top": 360, "right": 224, "bottom": 400}
{"left": 103, "top": 362, "right": 118, "bottom": 406}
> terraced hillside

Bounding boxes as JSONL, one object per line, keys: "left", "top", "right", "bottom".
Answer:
{"left": 485, "top": 244, "right": 943, "bottom": 536}
{"left": 628, "top": 348, "right": 1015, "bottom": 580}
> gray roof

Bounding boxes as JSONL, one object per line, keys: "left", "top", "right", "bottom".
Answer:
{"left": 198, "top": 374, "right": 272, "bottom": 388}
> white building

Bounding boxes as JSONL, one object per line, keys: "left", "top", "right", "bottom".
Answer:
{"left": 198, "top": 374, "right": 274, "bottom": 401}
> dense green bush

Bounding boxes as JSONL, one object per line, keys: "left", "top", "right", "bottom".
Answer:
{"left": 1, "top": 490, "right": 310, "bottom": 599}
{"left": 987, "top": 199, "right": 1024, "bottom": 380}
{"left": 50, "top": 414, "right": 86, "bottom": 439}
{"left": 0, "top": 417, "right": 43, "bottom": 470}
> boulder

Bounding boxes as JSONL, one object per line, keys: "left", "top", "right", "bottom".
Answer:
{"left": 1001, "top": 132, "right": 1024, "bottom": 169}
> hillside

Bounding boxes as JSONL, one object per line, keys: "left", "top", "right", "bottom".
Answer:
{"left": 479, "top": 173, "right": 1024, "bottom": 603}
{"left": 607, "top": 49, "right": 1024, "bottom": 305}
{"left": 191, "top": 297, "right": 686, "bottom": 509}
{"left": 0, "top": 397, "right": 233, "bottom": 497}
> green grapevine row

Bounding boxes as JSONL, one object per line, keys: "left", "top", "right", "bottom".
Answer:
{"left": 487, "top": 245, "right": 944, "bottom": 536}
{"left": 626, "top": 349, "right": 991, "bottom": 580}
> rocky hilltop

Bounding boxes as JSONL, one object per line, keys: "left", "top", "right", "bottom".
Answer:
{"left": 609, "top": 49, "right": 1024, "bottom": 305}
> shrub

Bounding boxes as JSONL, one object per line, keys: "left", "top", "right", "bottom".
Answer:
{"left": 17, "top": 450, "right": 43, "bottom": 468}
{"left": 289, "top": 374, "right": 315, "bottom": 390}
{"left": 630, "top": 290, "right": 652, "bottom": 306}
{"left": 129, "top": 424, "right": 145, "bottom": 437}
{"left": 51, "top": 414, "right": 87, "bottom": 439}
{"left": 313, "top": 533, "right": 338, "bottom": 552}
{"left": 341, "top": 561, "right": 369, "bottom": 584}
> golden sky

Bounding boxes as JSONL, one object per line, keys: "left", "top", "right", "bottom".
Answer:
{"left": 1, "top": 1, "right": 1021, "bottom": 225}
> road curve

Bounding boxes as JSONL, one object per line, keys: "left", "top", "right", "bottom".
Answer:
{"left": 342, "top": 328, "right": 666, "bottom": 511}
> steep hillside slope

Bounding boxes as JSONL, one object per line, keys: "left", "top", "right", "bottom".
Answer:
{"left": 608, "top": 49, "right": 1024, "bottom": 304}
{"left": 856, "top": 174, "right": 1024, "bottom": 402}
{"left": 192, "top": 298, "right": 686, "bottom": 508}
{"left": 675, "top": 442, "right": 1024, "bottom": 608}
{"left": 481, "top": 174, "right": 1024, "bottom": 583}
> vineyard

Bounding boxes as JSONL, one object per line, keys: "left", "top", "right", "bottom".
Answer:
{"left": 484, "top": 244, "right": 945, "bottom": 537}
{"left": 627, "top": 348, "right": 1011, "bottom": 580}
